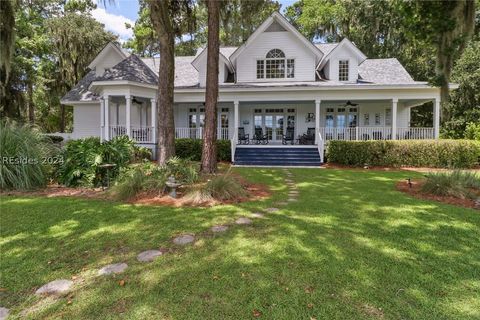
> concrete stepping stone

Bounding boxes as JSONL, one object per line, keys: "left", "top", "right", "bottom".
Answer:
{"left": 276, "top": 201, "right": 288, "bottom": 206}
{"left": 137, "top": 250, "right": 163, "bottom": 262}
{"left": 173, "top": 234, "right": 195, "bottom": 245}
{"left": 265, "top": 207, "right": 279, "bottom": 212}
{"left": 288, "top": 198, "right": 298, "bottom": 202}
{"left": 288, "top": 191, "right": 299, "bottom": 194}
{"left": 211, "top": 225, "right": 229, "bottom": 233}
{"left": 235, "top": 217, "right": 252, "bottom": 225}
{"left": 251, "top": 212, "right": 265, "bottom": 218}
{"left": 0, "top": 307, "right": 9, "bottom": 320}
{"left": 35, "top": 279, "right": 73, "bottom": 295}
{"left": 98, "top": 263, "right": 128, "bottom": 275}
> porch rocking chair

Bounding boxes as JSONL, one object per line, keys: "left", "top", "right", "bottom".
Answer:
{"left": 298, "top": 127, "right": 315, "bottom": 145}
{"left": 282, "top": 127, "right": 295, "bottom": 145}
{"left": 253, "top": 127, "right": 269, "bottom": 144}
{"left": 238, "top": 127, "right": 250, "bottom": 144}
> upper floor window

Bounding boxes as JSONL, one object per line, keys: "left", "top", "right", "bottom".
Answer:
{"left": 257, "top": 49, "right": 295, "bottom": 79}
{"left": 339, "top": 60, "right": 349, "bottom": 81}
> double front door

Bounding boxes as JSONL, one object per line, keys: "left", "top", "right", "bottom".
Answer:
{"left": 254, "top": 111, "right": 295, "bottom": 141}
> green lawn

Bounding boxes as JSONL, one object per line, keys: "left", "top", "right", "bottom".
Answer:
{"left": 1, "top": 168, "right": 479, "bottom": 319}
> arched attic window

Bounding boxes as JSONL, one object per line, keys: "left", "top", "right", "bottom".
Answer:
{"left": 256, "top": 49, "right": 294, "bottom": 79}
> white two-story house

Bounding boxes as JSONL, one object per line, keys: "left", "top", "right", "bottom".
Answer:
{"left": 61, "top": 12, "right": 450, "bottom": 165}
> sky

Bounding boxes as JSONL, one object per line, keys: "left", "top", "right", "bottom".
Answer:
{"left": 93, "top": 0, "right": 298, "bottom": 43}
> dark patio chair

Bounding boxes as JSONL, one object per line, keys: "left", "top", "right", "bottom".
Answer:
{"left": 282, "top": 127, "right": 295, "bottom": 145}
{"left": 298, "top": 127, "right": 315, "bottom": 145}
{"left": 238, "top": 127, "right": 249, "bottom": 145}
{"left": 361, "top": 133, "right": 370, "bottom": 141}
{"left": 253, "top": 127, "right": 269, "bottom": 144}
{"left": 372, "top": 131, "right": 383, "bottom": 140}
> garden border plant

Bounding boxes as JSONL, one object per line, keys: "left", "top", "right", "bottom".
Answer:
{"left": 327, "top": 140, "right": 480, "bottom": 168}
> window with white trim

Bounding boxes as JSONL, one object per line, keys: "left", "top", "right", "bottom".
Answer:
{"left": 339, "top": 60, "right": 349, "bottom": 81}
{"left": 256, "top": 49, "right": 295, "bottom": 79}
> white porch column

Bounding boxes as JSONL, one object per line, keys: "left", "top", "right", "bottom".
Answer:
{"left": 125, "top": 95, "right": 131, "bottom": 138}
{"left": 434, "top": 98, "right": 440, "bottom": 139}
{"left": 392, "top": 98, "right": 398, "bottom": 140}
{"left": 104, "top": 95, "right": 110, "bottom": 140}
{"left": 151, "top": 98, "right": 157, "bottom": 143}
{"left": 315, "top": 99, "right": 321, "bottom": 144}
{"left": 100, "top": 98, "right": 105, "bottom": 141}
{"left": 234, "top": 100, "right": 239, "bottom": 144}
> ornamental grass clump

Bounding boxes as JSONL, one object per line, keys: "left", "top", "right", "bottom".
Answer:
{"left": 0, "top": 120, "right": 57, "bottom": 190}
{"left": 421, "top": 170, "right": 480, "bottom": 199}
{"left": 205, "top": 174, "right": 247, "bottom": 201}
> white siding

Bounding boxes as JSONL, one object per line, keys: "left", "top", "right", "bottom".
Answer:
{"left": 73, "top": 103, "right": 101, "bottom": 138}
{"left": 323, "top": 45, "right": 359, "bottom": 82}
{"left": 93, "top": 48, "right": 125, "bottom": 76}
{"left": 196, "top": 54, "right": 228, "bottom": 87}
{"left": 236, "top": 31, "right": 316, "bottom": 83}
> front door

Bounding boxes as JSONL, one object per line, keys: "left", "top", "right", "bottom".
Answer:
{"left": 262, "top": 114, "right": 284, "bottom": 141}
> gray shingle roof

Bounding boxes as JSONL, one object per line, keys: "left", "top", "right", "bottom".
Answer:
{"left": 141, "top": 56, "right": 199, "bottom": 87}
{"left": 98, "top": 55, "right": 158, "bottom": 84}
{"left": 358, "top": 58, "right": 414, "bottom": 84}
{"left": 61, "top": 70, "right": 99, "bottom": 102}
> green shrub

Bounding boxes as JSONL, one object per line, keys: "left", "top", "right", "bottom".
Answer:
{"left": 327, "top": 140, "right": 480, "bottom": 168}
{"left": 205, "top": 174, "right": 247, "bottom": 201}
{"left": 0, "top": 120, "right": 57, "bottom": 190}
{"left": 422, "top": 170, "right": 480, "bottom": 199}
{"left": 111, "top": 162, "right": 166, "bottom": 200}
{"left": 464, "top": 122, "right": 480, "bottom": 141}
{"left": 175, "top": 138, "right": 231, "bottom": 162}
{"left": 57, "top": 136, "right": 137, "bottom": 187}
{"left": 162, "top": 156, "right": 199, "bottom": 184}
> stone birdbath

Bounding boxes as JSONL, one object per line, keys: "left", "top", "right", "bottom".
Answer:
{"left": 165, "top": 175, "right": 182, "bottom": 198}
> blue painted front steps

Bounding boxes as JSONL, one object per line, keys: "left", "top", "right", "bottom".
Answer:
{"left": 234, "top": 147, "right": 322, "bottom": 166}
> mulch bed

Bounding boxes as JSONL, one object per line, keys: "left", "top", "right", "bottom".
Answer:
{"left": 1, "top": 177, "right": 270, "bottom": 208}
{"left": 395, "top": 179, "right": 479, "bottom": 210}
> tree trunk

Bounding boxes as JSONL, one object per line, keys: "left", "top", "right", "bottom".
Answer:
{"left": 27, "top": 80, "right": 34, "bottom": 124}
{"left": 201, "top": 0, "right": 220, "bottom": 174}
{"left": 149, "top": 0, "right": 176, "bottom": 164}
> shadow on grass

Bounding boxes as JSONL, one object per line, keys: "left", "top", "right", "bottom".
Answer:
{"left": 1, "top": 168, "right": 479, "bottom": 319}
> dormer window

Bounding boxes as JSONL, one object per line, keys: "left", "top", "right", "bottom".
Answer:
{"left": 339, "top": 60, "right": 349, "bottom": 81}
{"left": 257, "top": 49, "right": 295, "bottom": 79}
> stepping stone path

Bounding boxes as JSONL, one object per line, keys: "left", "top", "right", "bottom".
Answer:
{"left": 265, "top": 207, "right": 279, "bottom": 213}
{"left": 98, "top": 263, "right": 128, "bottom": 276}
{"left": 35, "top": 279, "right": 73, "bottom": 295}
{"left": 276, "top": 201, "right": 288, "bottom": 206}
{"left": 173, "top": 234, "right": 195, "bottom": 245}
{"left": 235, "top": 217, "right": 252, "bottom": 225}
{"left": 137, "top": 250, "right": 163, "bottom": 262}
{"left": 288, "top": 198, "right": 298, "bottom": 202}
{"left": 211, "top": 225, "right": 229, "bottom": 233}
{"left": 0, "top": 307, "right": 9, "bottom": 320}
{"left": 251, "top": 212, "right": 265, "bottom": 218}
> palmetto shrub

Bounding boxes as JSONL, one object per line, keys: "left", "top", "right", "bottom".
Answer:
{"left": 0, "top": 120, "right": 57, "bottom": 190}
{"left": 57, "top": 136, "right": 137, "bottom": 187}
{"left": 161, "top": 156, "right": 199, "bottom": 184}
{"left": 422, "top": 170, "right": 480, "bottom": 199}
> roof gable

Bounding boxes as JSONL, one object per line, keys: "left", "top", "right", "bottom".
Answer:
{"left": 87, "top": 42, "right": 129, "bottom": 71}
{"left": 229, "top": 12, "right": 324, "bottom": 65}
{"left": 191, "top": 48, "right": 233, "bottom": 72}
{"left": 317, "top": 38, "right": 367, "bottom": 69}
{"left": 96, "top": 55, "right": 158, "bottom": 84}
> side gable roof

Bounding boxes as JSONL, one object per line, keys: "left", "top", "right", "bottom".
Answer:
{"left": 229, "top": 12, "right": 324, "bottom": 64}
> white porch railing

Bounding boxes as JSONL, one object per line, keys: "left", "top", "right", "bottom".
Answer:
{"left": 319, "top": 127, "right": 433, "bottom": 141}
{"left": 397, "top": 127, "right": 434, "bottom": 140}
{"left": 131, "top": 126, "right": 153, "bottom": 143}
{"left": 175, "top": 127, "right": 230, "bottom": 140}
{"left": 108, "top": 126, "right": 153, "bottom": 143}
{"left": 317, "top": 132, "right": 324, "bottom": 163}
